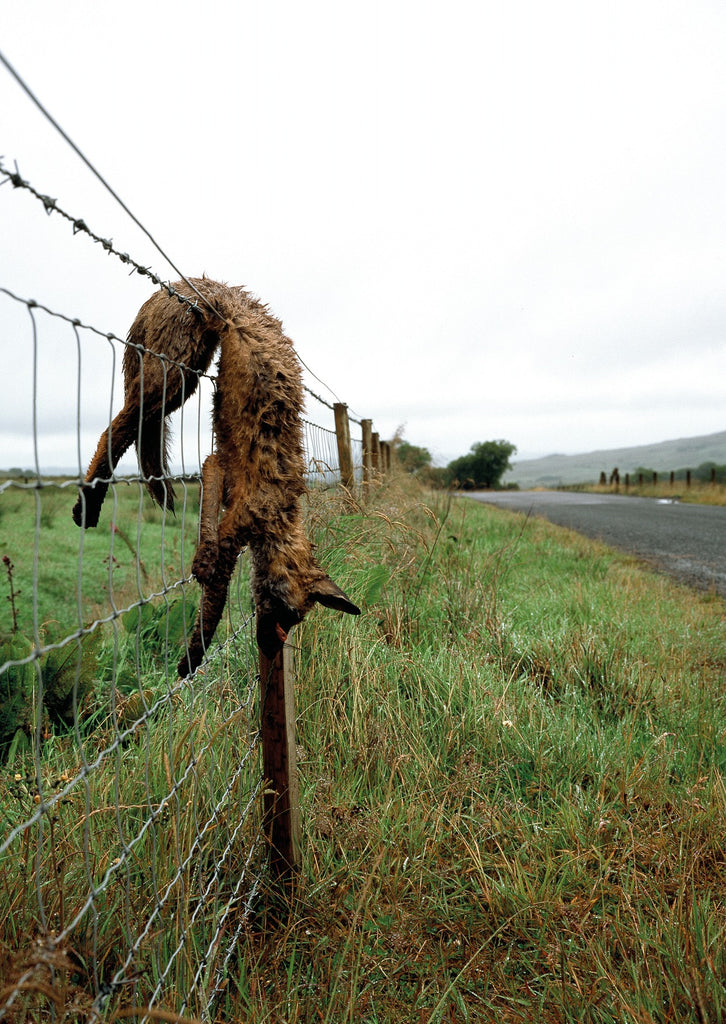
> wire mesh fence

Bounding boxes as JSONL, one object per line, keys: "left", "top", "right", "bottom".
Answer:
{"left": 0, "top": 288, "right": 368, "bottom": 1019}
{"left": 0, "top": 285, "right": 268, "bottom": 1021}
{"left": 0, "top": 51, "right": 386, "bottom": 1002}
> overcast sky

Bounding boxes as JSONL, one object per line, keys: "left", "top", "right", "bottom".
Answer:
{"left": 2, "top": 0, "right": 725, "bottom": 472}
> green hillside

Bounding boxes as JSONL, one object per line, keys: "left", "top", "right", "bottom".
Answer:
{"left": 505, "top": 429, "right": 726, "bottom": 489}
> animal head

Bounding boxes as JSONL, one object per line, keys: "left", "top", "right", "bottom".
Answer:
{"left": 254, "top": 571, "right": 360, "bottom": 658}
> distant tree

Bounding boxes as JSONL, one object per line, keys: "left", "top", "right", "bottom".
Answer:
{"left": 447, "top": 440, "right": 517, "bottom": 490}
{"left": 696, "top": 461, "right": 726, "bottom": 481}
{"left": 396, "top": 441, "right": 432, "bottom": 474}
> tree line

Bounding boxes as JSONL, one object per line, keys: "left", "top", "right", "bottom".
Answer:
{"left": 395, "top": 438, "right": 517, "bottom": 490}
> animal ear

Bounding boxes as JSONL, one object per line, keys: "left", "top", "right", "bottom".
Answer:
{"left": 311, "top": 577, "right": 361, "bottom": 616}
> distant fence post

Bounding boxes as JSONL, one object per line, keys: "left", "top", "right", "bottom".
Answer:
{"left": 380, "top": 440, "right": 391, "bottom": 474}
{"left": 371, "top": 431, "right": 381, "bottom": 475}
{"left": 361, "top": 418, "right": 373, "bottom": 492}
{"left": 259, "top": 642, "right": 301, "bottom": 879}
{"left": 687, "top": 470, "right": 691, "bottom": 489}
{"left": 653, "top": 471, "right": 658, "bottom": 487}
{"left": 334, "top": 402, "right": 354, "bottom": 489}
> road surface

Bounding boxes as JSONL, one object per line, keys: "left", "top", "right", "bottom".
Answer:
{"left": 466, "top": 490, "right": 726, "bottom": 598}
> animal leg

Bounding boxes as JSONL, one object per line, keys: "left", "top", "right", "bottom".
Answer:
{"left": 191, "top": 453, "right": 225, "bottom": 583}
{"left": 72, "top": 404, "right": 141, "bottom": 528}
{"left": 132, "top": 361, "right": 203, "bottom": 512}
{"left": 178, "top": 536, "right": 240, "bottom": 677}
{"left": 137, "top": 413, "right": 175, "bottom": 513}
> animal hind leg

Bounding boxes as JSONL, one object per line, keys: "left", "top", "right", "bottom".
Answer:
{"left": 191, "top": 453, "right": 225, "bottom": 583}
{"left": 72, "top": 404, "right": 140, "bottom": 527}
{"left": 178, "top": 538, "right": 240, "bottom": 677}
{"left": 138, "top": 414, "right": 176, "bottom": 513}
{"left": 134, "top": 361, "right": 203, "bottom": 512}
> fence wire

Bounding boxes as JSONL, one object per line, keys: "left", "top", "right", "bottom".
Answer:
{"left": 0, "top": 283, "right": 351, "bottom": 1022}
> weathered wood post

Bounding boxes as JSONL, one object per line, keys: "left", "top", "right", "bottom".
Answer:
{"left": 670, "top": 471, "right": 675, "bottom": 487}
{"left": 653, "top": 471, "right": 658, "bottom": 487}
{"left": 371, "top": 432, "right": 381, "bottom": 476}
{"left": 687, "top": 469, "right": 691, "bottom": 489}
{"left": 625, "top": 473, "right": 630, "bottom": 490}
{"left": 334, "top": 402, "right": 355, "bottom": 490}
{"left": 712, "top": 467, "right": 717, "bottom": 486}
{"left": 380, "top": 441, "right": 391, "bottom": 474}
{"left": 361, "top": 418, "right": 373, "bottom": 494}
{"left": 259, "top": 642, "right": 301, "bottom": 878}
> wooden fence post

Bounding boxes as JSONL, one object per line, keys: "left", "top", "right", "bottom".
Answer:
{"left": 259, "top": 641, "right": 301, "bottom": 878}
{"left": 371, "top": 432, "right": 381, "bottom": 475}
{"left": 334, "top": 402, "right": 354, "bottom": 490}
{"left": 380, "top": 441, "right": 391, "bottom": 474}
{"left": 687, "top": 469, "right": 691, "bottom": 489}
{"left": 361, "top": 418, "right": 373, "bottom": 492}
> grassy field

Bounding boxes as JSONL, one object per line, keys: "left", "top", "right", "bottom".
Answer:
{"left": 566, "top": 479, "right": 726, "bottom": 506}
{"left": 0, "top": 477, "right": 201, "bottom": 639}
{"left": 1, "top": 475, "right": 726, "bottom": 1021}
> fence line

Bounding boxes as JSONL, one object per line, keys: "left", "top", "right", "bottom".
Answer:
{"left": 597, "top": 466, "right": 724, "bottom": 490}
{"left": 0, "top": 159, "right": 388, "bottom": 1020}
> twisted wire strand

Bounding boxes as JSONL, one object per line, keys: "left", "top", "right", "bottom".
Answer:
{"left": 0, "top": 50, "right": 225, "bottom": 319}
{"left": 0, "top": 159, "right": 356, "bottom": 412}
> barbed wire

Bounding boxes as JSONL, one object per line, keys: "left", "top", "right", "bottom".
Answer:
{"left": 0, "top": 153, "right": 365, "bottom": 417}
{"left": 0, "top": 313, "right": 362, "bottom": 1019}
{"left": 0, "top": 49, "right": 229, "bottom": 321}
{"left": 302, "top": 380, "right": 363, "bottom": 426}
{"left": 0, "top": 51, "right": 374, "bottom": 1014}
{"left": 0, "top": 157, "right": 228, "bottom": 324}
{"left": 0, "top": 284, "right": 220, "bottom": 390}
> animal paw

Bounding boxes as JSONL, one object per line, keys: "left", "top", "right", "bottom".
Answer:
{"left": 192, "top": 540, "right": 219, "bottom": 583}
{"left": 71, "top": 492, "right": 101, "bottom": 528}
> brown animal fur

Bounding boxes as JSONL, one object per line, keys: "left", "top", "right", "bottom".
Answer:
{"left": 72, "top": 279, "right": 239, "bottom": 528}
{"left": 72, "top": 278, "right": 359, "bottom": 668}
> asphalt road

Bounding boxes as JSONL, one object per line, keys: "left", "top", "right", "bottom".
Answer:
{"left": 466, "top": 490, "right": 726, "bottom": 598}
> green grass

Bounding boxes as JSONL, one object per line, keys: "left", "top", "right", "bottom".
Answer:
{"left": 242, "top": 483, "right": 726, "bottom": 1023}
{"left": 1, "top": 476, "right": 726, "bottom": 1021}
{"left": 0, "top": 478, "right": 200, "bottom": 640}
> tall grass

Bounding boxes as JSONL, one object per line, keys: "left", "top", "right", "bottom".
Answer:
{"left": 0, "top": 479, "right": 265, "bottom": 1022}
{"left": 1, "top": 475, "right": 726, "bottom": 1020}
{"left": 233, "top": 479, "right": 726, "bottom": 1023}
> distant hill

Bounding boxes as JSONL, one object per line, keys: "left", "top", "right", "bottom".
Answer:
{"left": 504, "top": 430, "right": 726, "bottom": 489}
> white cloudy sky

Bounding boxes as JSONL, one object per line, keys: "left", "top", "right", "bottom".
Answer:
{"left": 2, "top": 0, "right": 725, "bottom": 471}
